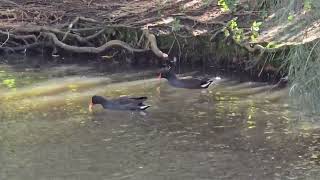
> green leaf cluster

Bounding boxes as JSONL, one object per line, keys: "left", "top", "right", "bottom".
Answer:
{"left": 250, "top": 21, "right": 262, "bottom": 41}
{"left": 218, "top": 0, "right": 238, "bottom": 12}
{"left": 171, "top": 18, "right": 182, "bottom": 32}
{"left": 304, "top": 0, "right": 313, "bottom": 11}
{"left": 225, "top": 18, "right": 244, "bottom": 43}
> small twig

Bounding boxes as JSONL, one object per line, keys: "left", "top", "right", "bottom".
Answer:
{"left": 210, "top": 27, "right": 224, "bottom": 41}
{"left": 70, "top": 27, "right": 103, "bottom": 33}
{"left": 62, "top": 17, "right": 81, "bottom": 42}
{"left": 84, "top": 28, "right": 106, "bottom": 41}
{"left": 173, "top": 32, "right": 182, "bottom": 60}
{"left": 87, "top": 0, "right": 94, "bottom": 7}
{"left": 167, "top": 39, "right": 175, "bottom": 55}
{"left": 258, "top": 57, "right": 269, "bottom": 77}
{"left": 61, "top": 16, "right": 99, "bottom": 42}
{"left": 102, "top": 34, "right": 108, "bottom": 43}
{"left": 102, "top": 51, "right": 118, "bottom": 59}
{"left": 77, "top": 16, "right": 99, "bottom": 23}
{"left": 137, "top": 31, "right": 146, "bottom": 47}
{"left": 0, "top": 30, "right": 10, "bottom": 47}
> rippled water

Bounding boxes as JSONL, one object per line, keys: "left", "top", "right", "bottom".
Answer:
{"left": 1, "top": 57, "right": 320, "bottom": 180}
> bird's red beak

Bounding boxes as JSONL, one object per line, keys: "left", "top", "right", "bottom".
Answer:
{"left": 89, "top": 101, "right": 94, "bottom": 112}
{"left": 158, "top": 73, "right": 162, "bottom": 79}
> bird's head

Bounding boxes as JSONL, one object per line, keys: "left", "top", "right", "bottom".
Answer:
{"left": 89, "top": 95, "right": 106, "bottom": 112}
{"left": 158, "top": 66, "right": 174, "bottom": 79}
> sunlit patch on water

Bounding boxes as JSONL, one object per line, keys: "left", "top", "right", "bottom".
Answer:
{"left": 0, "top": 61, "right": 320, "bottom": 180}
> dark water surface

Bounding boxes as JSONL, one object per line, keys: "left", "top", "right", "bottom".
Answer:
{"left": 1, "top": 57, "right": 320, "bottom": 180}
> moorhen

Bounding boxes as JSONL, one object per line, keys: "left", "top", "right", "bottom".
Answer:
{"left": 89, "top": 95, "right": 150, "bottom": 112}
{"left": 158, "top": 68, "right": 214, "bottom": 89}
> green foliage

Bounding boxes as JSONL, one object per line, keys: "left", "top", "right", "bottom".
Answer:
{"left": 2, "top": 79, "right": 15, "bottom": 88}
{"left": 250, "top": 21, "right": 262, "bottom": 41}
{"left": 251, "top": 21, "right": 262, "bottom": 32}
{"left": 217, "top": 0, "right": 320, "bottom": 115}
{"left": 0, "top": 70, "right": 16, "bottom": 89}
{"left": 266, "top": 42, "right": 280, "bottom": 49}
{"left": 218, "top": 0, "right": 230, "bottom": 12}
{"left": 287, "top": 13, "right": 294, "bottom": 22}
{"left": 226, "top": 18, "right": 244, "bottom": 43}
{"left": 304, "top": 0, "right": 313, "bottom": 11}
{"left": 287, "top": 41, "right": 320, "bottom": 113}
{"left": 223, "top": 27, "right": 230, "bottom": 37}
{"left": 171, "top": 18, "right": 182, "bottom": 32}
{"left": 228, "top": 18, "right": 238, "bottom": 30}
{"left": 218, "top": 0, "right": 238, "bottom": 12}
{"left": 264, "top": 0, "right": 320, "bottom": 114}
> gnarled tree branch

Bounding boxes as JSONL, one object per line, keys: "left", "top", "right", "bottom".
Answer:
{"left": 144, "top": 30, "right": 168, "bottom": 59}
{"left": 44, "top": 32, "right": 147, "bottom": 54}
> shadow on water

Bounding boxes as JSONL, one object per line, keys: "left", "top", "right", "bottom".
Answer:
{"left": 1, "top": 56, "right": 320, "bottom": 180}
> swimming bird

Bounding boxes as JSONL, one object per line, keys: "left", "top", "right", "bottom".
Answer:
{"left": 89, "top": 95, "right": 150, "bottom": 112}
{"left": 158, "top": 68, "right": 214, "bottom": 89}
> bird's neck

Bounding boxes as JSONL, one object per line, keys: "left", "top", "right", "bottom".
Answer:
{"left": 166, "top": 73, "right": 178, "bottom": 80}
{"left": 98, "top": 98, "right": 109, "bottom": 107}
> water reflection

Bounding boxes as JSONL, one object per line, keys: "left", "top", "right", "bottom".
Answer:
{"left": 0, "top": 60, "right": 320, "bottom": 180}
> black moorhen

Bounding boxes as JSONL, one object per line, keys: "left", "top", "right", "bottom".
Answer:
{"left": 89, "top": 95, "right": 150, "bottom": 112}
{"left": 158, "top": 68, "right": 213, "bottom": 89}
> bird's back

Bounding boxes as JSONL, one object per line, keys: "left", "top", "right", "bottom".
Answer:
{"left": 169, "top": 78, "right": 204, "bottom": 89}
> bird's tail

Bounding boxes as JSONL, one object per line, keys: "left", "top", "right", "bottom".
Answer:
{"left": 200, "top": 81, "right": 213, "bottom": 88}
{"left": 139, "top": 105, "right": 151, "bottom": 110}
{"left": 201, "top": 77, "right": 222, "bottom": 88}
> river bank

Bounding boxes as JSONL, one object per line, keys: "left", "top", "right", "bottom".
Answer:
{"left": 1, "top": 1, "right": 320, "bottom": 109}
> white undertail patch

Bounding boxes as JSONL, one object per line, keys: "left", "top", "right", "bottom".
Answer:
{"left": 201, "top": 81, "right": 212, "bottom": 88}
{"left": 140, "top": 105, "right": 150, "bottom": 110}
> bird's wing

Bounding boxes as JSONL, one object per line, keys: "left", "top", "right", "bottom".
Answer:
{"left": 115, "top": 96, "right": 147, "bottom": 105}
{"left": 179, "top": 78, "right": 202, "bottom": 84}
{"left": 128, "top": 97, "right": 148, "bottom": 101}
{"left": 200, "top": 77, "right": 212, "bottom": 84}
{"left": 178, "top": 77, "right": 212, "bottom": 88}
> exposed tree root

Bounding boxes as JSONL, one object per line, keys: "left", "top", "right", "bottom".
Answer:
{"left": 0, "top": 30, "right": 37, "bottom": 43}
{"left": 0, "top": 7, "right": 276, "bottom": 70}
{"left": 144, "top": 30, "right": 168, "bottom": 59}
{"left": 44, "top": 32, "right": 146, "bottom": 54}
{"left": 0, "top": 16, "right": 168, "bottom": 60}
{"left": 0, "top": 42, "right": 43, "bottom": 53}
{"left": 12, "top": 26, "right": 94, "bottom": 46}
{"left": 62, "top": 16, "right": 99, "bottom": 42}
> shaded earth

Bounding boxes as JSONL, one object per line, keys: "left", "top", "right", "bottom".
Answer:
{"left": 0, "top": 0, "right": 255, "bottom": 34}
{"left": 1, "top": 0, "right": 319, "bottom": 46}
